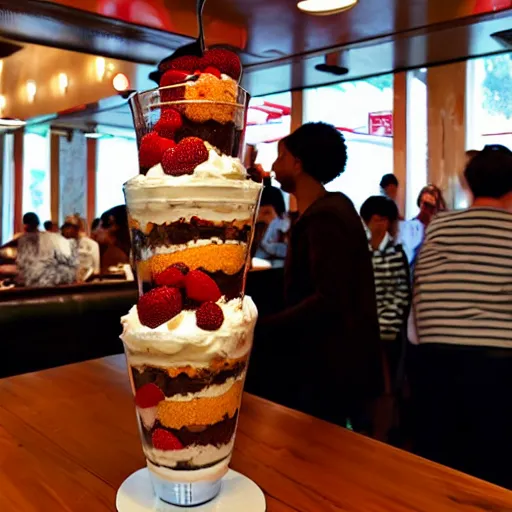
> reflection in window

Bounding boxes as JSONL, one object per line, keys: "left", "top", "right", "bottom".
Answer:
{"left": 96, "top": 133, "right": 138, "bottom": 217}
{"left": 303, "top": 76, "right": 394, "bottom": 211}
{"left": 246, "top": 92, "right": 291, "bottom": 184}
{"left": 2, "top": 134, "right": 14, "bottom": 243}
{"left": 23, "top": 126, "right": 51, "bottom": 224}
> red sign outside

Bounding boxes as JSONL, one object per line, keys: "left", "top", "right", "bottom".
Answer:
{"left": 369, "top": 112, "right": 393, "bottom": 136}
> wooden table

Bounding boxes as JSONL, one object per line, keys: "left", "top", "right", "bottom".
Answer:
{"left": 0, "top": 356, "right": 511, "bottom": 512}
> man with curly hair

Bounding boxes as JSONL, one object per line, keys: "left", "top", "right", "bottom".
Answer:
{"left": 258, "top": 122, "right": 383, "bottom": 432}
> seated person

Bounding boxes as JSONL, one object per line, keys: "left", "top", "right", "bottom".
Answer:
{"left": 255, "top": 186, "right": 290, "bottom": 267}
{"left": 17, "top": 212, "right": 78, "bottom": 288}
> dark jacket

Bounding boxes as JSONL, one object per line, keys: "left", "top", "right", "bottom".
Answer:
{"left": 259, "top": 192, "right": 383, "bottom": 424}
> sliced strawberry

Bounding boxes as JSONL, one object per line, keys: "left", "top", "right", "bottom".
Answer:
{"left": 160, "top": 70, "right": 190, "bottom": 103}
{"left": 202, "top": 66, "right": 221, "bottom": 79}
{"left": 138, "top": 406, "right": 158, "bottom": 430}
{"left": 139, "top": 132, "right": 176, "bottom": 170}
{"left": 185, "top": 269, "right": 221, "bottom": 303}
{"left": 155, "top": 265, "right": 187, "bottom": 288}
{"left": 162, "top": 137, "right": 208, "bottom": 176}
{"left": 196, "top": 301, "right": 224, "bottom": 331}
{"left": 135, "top": 383, "right": 165, "bottom": 408}
{"left": 171, "top": 262, "right": 190, "bottom": 275}
{"left": 137, "top": 286, "right": 183, "bottom": 329}
{"left": 154, "top": 109, "right": 182, "bottom": 139}
{"left": 152, "top": 428, "right": 184, "bottom": 451}
{"left": 166, "top": 55, "right": 203, "bottom": 73}
{"left": 203, "top": 48, "right": 241, "bottom": 80}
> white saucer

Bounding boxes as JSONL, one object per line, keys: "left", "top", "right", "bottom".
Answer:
{"left": 116, "top": 468, "right": 266, "bottom": 511}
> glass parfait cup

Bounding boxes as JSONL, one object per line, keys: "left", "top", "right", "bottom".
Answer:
{"left": 121, "top": 77, "right": 262, "bottom": 506}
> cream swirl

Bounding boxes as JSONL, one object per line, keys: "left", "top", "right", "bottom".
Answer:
{"left": 121, "top": 296, "right": 257, "bottom": 367}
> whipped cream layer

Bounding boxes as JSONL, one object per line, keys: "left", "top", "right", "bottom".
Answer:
{"left": 124, "top": 145, "right": 262, "bottom": 228}
{"left": 121, "top": 296, "right": 257, "bottom": 368}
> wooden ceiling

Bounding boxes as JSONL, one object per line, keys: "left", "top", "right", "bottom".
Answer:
{"left": 0, "top": 0, "right": 510, "bottom": 96}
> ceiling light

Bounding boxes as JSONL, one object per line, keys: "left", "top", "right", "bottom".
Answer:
{"left": 297, "top": 0, "right": 358, "bottom": 15}
{"left": 96, "top": 57, "right": 106, "bottom": 80}
{"left": 26, "top": 80, "right": 37, "bottom": 103}
{"left": 112, "top": 73, "right": 130, "bottom": 92}
{"left": 58, "top": 73, "right": 69, "bottom": 93}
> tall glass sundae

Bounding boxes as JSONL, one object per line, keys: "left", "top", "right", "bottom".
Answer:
{"left": 121, "top": 48, "right": 262, "bottom": 506}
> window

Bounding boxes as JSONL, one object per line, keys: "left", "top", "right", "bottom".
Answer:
{"left": 467, "top": 53, "right": 512, "bottom": 150}
{"left": 1, "top": 134, "right": 14, "bottom": 243}
{"left": 406, "top": 69, "right": 428, "bottom": 219}
{"left": 96, "top": 132, "right": 138, "bottom": 216}
{"left": 23, "top": 126, "right": 51, "bottom": 223}
{"left": 303, "top": 76, "right": 394, "bottom": 211}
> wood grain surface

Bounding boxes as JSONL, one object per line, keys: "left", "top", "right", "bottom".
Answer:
{"left": 0, "top": 355, "right": 510, "bottom": 512}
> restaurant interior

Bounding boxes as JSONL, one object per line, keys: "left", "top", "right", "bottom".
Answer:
{"left": 0, "top": 0, "right": 512, "bottom": 510}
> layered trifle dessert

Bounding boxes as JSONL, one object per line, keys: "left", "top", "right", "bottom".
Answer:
{"left": 121, "top": 48, "right": 262, "bottom": 506}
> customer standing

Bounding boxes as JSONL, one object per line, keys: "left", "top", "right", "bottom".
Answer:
{"left": 413, "top": 145, "right": 512, "bottom": 489}
{"left": 258, "top": 123, "right": 383, "bottom": 431}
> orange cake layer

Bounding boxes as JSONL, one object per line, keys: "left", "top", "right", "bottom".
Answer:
{"left": 140, "top": 243, "right": 247, "bottom": 277}
{"left": 165, "top": 356, "right": 248, "bottom": 379}
{"left": 156, "top": 380, "right": 243, "bottom": 429}
{"left": 184, "top": 74, "right": 238, "bottom": 124}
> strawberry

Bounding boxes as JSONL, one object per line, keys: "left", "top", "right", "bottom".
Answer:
{"left": 139, "top": 132, "right": 176, "bottom": 170}
{"left": 196, "top": 302, "right": 224, "bottom": 331}
{"left": 137, "top": 286, "right": 183, "bottom": 329}
{"left": 160, "top": 69, "right": 190, "bottom": 87}
{"left": 138, "top": 406, "right": 158, "bottom": 430}
{"left": 171, "top": 262, "right": 190, "bottom": 275}
{"left": 152, "top": 428, "right": 184, "bottom": 451}
{"left": 162, "top": 137, "right": 208, "bottom": 176}
{"left": 154, "top": 109, "right": 182, "bottom": 139}
{"left": 203, "top": 48, "right": 241, "bottom": 80}
{"left": 202, "top": 66, "right": 221, "bottom": 79}
{"left": 160, "top": 70, "right": 190, "bottom": 103}
{"left": 155, "top": 264, "right": 188, "bottom": 288}
{"left": 185, "top": 270, "right": 221, "bottom": 303}
{"left": 135, "top": 383, "right": 165, "bottom": 408}
{"left": 166, "top": 55, "right": 203, "bottom": 73}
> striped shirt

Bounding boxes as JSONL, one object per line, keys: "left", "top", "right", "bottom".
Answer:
{"left": 414, "top": 208, "right": 512, "bottom": 348}
{"left": 370, "top": 234, "right": 411, "bottom": 339}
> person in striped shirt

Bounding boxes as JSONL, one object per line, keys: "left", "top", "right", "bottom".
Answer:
{"left": 361, "top": 196, "right": 411, "bottom": 393}
{"left": 413, "top": 144, "right": 512, "bottom": 489}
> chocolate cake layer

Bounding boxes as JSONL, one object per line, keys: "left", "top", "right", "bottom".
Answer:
{"left": 132, "top": 361, "right": 246, "bottom": 397}
{"left": 175, "top": 119, "right": 242, "bottom": 158}
{"left": 131, "top": 219, "right": 251, "bottom": 253}
{"left": 143, "top": 412, "right": 238, "bottom": 450}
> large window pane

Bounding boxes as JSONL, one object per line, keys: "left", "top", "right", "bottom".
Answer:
{"left": 467, "top": 53, "right": 512, "bottom": 151}
{"left": 303, "top": 76, "right": 393, "bottom": 211}
{"left": 23, "top": 126, "right": 51, "bottom": 223}
{"left": 406, "top": 69, "right": 428, "bottom": 219}
{"left": 2, "top": 134, "right": 14, "bottom": 243}
{"left": 96, "top": 133, "right": 138, "bottom": 217}
{"left": 246, "top": 91, "right": 291, "bottom": 183}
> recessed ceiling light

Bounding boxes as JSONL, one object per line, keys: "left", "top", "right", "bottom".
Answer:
{"left": 297, "top": 0, "right": 358, "bottom": 15}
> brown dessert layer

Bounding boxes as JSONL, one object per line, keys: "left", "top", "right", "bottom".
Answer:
{"left": 142, "top": 412, "right": 238, "bottom": 450}
{"left": 131, "top": 359, "right": 246, "bottom": 397}
{"left": 175, "top": 119, "right": 242, "bottom": 157}
{"left": 132, "top": 217, "right": 252, "bottom": 246}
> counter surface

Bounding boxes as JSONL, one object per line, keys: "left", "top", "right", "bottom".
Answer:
{"left": 0, "top": 355, "right": 510, "bottom": 511}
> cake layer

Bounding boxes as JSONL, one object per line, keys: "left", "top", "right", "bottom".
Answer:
{"left": 131, "top": 217, "right": 252, "bottom": 244}
{"left": 141, "top": 412, "right": 238, "bottom": 450}
{"left": 138, "top": 242, "right": 247, "bottom": 277}
{"left": 132, "top": 360, "right": 246, "bottom": 398}
{"left": 156, "top": 380, "right": 243, "bottom": 429}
